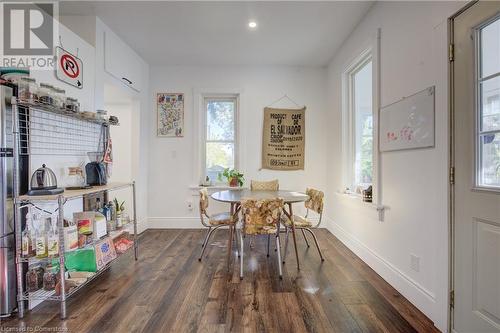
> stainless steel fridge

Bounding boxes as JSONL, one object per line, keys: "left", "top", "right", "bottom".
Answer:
{"left": 0, "top": 85, "right": 17, "bottom": 317}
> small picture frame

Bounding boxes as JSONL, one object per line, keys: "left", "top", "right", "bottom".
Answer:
{"left": 157, "top": 93, "right": 184, "bottom": 137}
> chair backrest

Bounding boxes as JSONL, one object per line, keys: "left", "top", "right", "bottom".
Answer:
{"left": 305, "top": 188, "right": 324, "bottom": 214}
{"left": 199, "top": 188, "right": 209, "bottom": 215}
{"left": 250, "top": 179, "right": 279, "bottom": 191}
{"left": 241, "top": 198, "right": 284, "bottom": 235}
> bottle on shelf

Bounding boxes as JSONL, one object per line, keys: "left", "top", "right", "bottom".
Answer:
{"left": 35, "top": 216, "right": 48, "bottom": 259}
{"left": 47, "top": 214, "right": 59, "bottom": 257}
{"left": 22, "top": 211, "right": 32, "bottom": 257}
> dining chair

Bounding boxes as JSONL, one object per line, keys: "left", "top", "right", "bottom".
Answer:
{"left": 238, "top": 198, "right": 284, "bottom": 279}
{"left": 281, "top": 188, "right": 325, "bottom": 262}
{"left": 250, "top": 179, "right": 279, "bottom": 191}
{"left": 198, "top": 188, "right": 238, "bottom": 262}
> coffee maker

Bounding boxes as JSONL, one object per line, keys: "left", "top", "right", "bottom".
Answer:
{"left": 85, "top": 152, "right": 107, "bottom": 186}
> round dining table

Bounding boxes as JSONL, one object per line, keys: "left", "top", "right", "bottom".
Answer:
{"left": 211, "top": 189, "right": 309, "bottom": 270}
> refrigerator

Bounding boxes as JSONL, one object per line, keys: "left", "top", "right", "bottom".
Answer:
{"left": 0, "top": 85, "right": 16, "bottom": 317}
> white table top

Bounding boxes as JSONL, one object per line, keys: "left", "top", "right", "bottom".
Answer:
{"left": 211, "top": 189, "right": 309, "bottom": 204}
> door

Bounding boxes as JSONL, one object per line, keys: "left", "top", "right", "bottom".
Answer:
{"left": 452, "top": 2, "right": 500, "bottom": 333}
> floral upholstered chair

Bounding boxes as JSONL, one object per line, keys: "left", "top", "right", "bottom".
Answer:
{"left": 281, "top": 188, "right": 325, "bottom": 262}
{"left": 250, "top": 179, "right": 279, "bottom": 191}
{"left": 238, "top": 198, "right": 284, "bottom": 279}
{"left": 198, "top": 188, "right": 237, "bottom": 262}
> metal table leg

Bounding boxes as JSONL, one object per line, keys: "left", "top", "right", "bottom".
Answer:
{"left": 287, "top": 203, "right": 300, "bottom": 270}
{"left": 132, "top": 181, "right": 138, "bottom": 261}
{"left": 57, "top": 195, "right": 67, "bottom": 319}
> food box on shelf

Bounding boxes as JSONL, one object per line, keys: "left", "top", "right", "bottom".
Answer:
{"left": 64, "top": 248, "right": 97, "bottom": 272}
{"left": 112, "top": 232, "right": 134, "bottom": 255}
{"left": 94, "top": 237, "right": 117, "bottom": 270}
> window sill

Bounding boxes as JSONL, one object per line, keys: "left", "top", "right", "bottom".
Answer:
{"left": 189, "top": 185, "right": 247, "bottom": 191}
{"left": 335, "top": 191, "right": 386, "bottom": 212}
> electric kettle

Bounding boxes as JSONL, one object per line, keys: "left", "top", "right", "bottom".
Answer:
{"left": 27, "top": 164, "right": 64, "bottom": 196}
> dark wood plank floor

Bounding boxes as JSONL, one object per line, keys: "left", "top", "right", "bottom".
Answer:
{"left": 1, "top": 229, "right": 439, "bottom": 333}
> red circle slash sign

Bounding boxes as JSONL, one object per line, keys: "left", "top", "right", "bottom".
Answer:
{"left": 60, "top": 54, "right": 80, "bottom": 79}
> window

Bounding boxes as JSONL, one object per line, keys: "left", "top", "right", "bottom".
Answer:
{"left": 202, "top": 96, "right": 238, "bottom": 182}
{"left": 344, "top": 53, "right": 373, "bottom": 192}
{"left": 476, "top": 17, "right": 500, "bottom": 188}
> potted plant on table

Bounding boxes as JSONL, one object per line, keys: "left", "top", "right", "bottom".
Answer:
{"left": 218, "top": 168, "right": 244, "bottom": 187}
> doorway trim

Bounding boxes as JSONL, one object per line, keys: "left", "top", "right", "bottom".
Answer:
{"left": 447, "top": 2, "right": 479, "bottom": 332}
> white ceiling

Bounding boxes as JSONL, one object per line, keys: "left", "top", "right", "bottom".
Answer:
{"left": 60, "top": 1, "right": 374, "bottom": 67}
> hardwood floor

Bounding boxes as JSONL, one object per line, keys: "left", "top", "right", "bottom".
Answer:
{"left": 1, "top": 229, "right": 439, "bottom": 333}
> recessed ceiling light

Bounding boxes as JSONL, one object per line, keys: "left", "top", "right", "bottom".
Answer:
{"left": 248, "top": 21, "right": 257, "bottom": 29}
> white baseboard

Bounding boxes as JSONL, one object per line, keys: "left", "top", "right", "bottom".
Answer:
{"left": 148, "top": 217, "right": 202, "bottom": 229}
{"left": 324, "top": 218, "right": 437, "bottom": 320}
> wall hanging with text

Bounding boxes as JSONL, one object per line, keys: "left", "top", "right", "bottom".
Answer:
{"left": 261, "top": 107, "right": 305, "bottom": 170}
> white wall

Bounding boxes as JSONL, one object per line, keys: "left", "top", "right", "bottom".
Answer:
{"left": 148, "top": 66, "right": 327, "bottom": 227}
{"left": 325, "top": 2, "right": 464, "bottom": 331}
{"left": 95, "top": 18, "right": 150, "bottom": 232}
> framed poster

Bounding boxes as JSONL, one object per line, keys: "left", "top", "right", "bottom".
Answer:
{"left": 261, "top": 107, "right": 305, "bottom": 170}
{"left": 379, "top": 86, "right": 435, "bottom": 152}
{"left": 157, "top": 93, "right": 184, "bottom": 137}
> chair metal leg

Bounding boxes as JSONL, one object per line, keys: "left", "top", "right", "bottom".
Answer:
{"left": 301, "top": 228, "right": 310, "bottom": 248}
{"left": 198, "top": 226, "right": 218, "bottom": 261}
{"left": 305, "top": 228, "right": 325, "bottom": 262}
{"left": 234, "top": 226, "right": 240, "bottom": 258}
{"left": 201, "top": 227, "right": 211, "bottom": 247}
{"left": 276, "top": 233, "right": 283, "bottom": 279}
{"left": 267, "top": 234, "right": 270, "bottom": 257}
{"left": 239, "top": 230, "right": 244, "bottom": 279}
{"left": 283, "top": 227, "right": 290, "bottom": 264}
{"left": 227, "top": 225, "right": 234, "bottom": 272}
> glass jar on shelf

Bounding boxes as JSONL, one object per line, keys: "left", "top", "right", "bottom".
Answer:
{"left": 26, "top": 265, "right": 44, "bottom": 292}
{"left": 43, "top": 264, "right": 58, "bottom": 291}
{"left": 65, "top": 97, "right": 80, "bottom": 113}
{"left": 38, "top": 83, "right": 55, "bottom": 105}
{"left": 18, "top": 77, "right": 38, "bottom": 103}
{"left": 52, "top": 87, "right": 66, "bottom": 109}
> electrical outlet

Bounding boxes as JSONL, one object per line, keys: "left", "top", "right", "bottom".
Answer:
{"left": 410, "top": 254, "right": 420, "bottom": 272}
{"left": 186, "top": 200, "right": 193, "bottom": 211}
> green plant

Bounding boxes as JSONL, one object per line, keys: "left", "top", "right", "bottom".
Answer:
{"left": 114, "top": 198, "right": 125, "bottom": 213}
{"left": 218, "top": 168, "right": 244, "bottom": 187}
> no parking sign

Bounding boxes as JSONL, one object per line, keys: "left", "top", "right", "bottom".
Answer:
{"left": 55, "top": 47, "right": 83, "bottom": 89}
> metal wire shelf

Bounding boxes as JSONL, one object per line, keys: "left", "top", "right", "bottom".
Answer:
{"left": 16, "top": 99, "right": 116, "bottom": 156}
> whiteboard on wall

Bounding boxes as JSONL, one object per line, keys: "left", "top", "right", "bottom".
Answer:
{"left": 379, "top": 86, "right": 435, "bottom": 152}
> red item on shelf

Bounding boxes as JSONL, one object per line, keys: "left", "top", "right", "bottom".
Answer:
{"left": 113, "top": 237, "right": 133, "bottom": 254}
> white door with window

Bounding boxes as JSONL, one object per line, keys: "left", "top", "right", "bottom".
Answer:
{"left": 452, "top": 2, "right": 500, "bottom": 332}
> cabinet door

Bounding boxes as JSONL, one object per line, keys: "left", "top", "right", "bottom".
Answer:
{"left": 104, "top": 31, "right": 142, "bottom": 92}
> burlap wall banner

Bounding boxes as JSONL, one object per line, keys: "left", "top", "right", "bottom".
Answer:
{"left": 261, "top": 107, "right": 305, "bottom": 170}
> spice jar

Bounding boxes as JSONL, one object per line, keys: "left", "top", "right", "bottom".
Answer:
{"left": 43, "top": 265, "right": 58, "bottom": 291}
{"left": 38, "top": 83, "right": 54, "bottom": 105}
{"left": 65, "top": 97, "right": 80, "bottom": 113}
{"left": 26, "top": 266, "right": 44, "bottom": 292}
{"left": 52, "top": 88, "right": 66, "bottom": 109}
{"left": 18, "top": 77, "right": 38, "bottom": 103}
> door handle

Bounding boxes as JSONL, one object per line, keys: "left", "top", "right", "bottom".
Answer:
{"left": 122, "top": 77, "right": 133, "bottom": 85}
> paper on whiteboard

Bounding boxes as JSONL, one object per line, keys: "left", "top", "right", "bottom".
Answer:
{"left": 379, "top": 86, "right": 435, "bottom": 152}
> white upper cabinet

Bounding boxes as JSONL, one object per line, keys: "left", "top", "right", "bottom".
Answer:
{"left": 104, "top": 30, "right": 142, "bottom": 92}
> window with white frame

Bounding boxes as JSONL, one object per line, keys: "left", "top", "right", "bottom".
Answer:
{"left": 475, "top": 16, "right": 500, "bottom": 189}
{"left": 344, "top": 53, "right": 373, "bottom": 192}
{"left": 202, "top": 95, "right": 239, "bottom": 183}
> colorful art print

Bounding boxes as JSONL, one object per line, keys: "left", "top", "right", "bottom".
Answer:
{"left": 157, "top": 93, "right": 184, "bottom": 137}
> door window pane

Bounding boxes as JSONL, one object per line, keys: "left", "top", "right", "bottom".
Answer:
{"left": 481, "top": 76, "right": 500, "bottom": 132}
{"left": 477, "top": 17, "right": 500, "bottom": 189}
{"left": 481, "top": 18, "right": 500, "bottom": 78}
{"left": 479, "top": 134, "right": 500, "bottom": 187}
{"left": 353, "top": 61, "right": 373, "bottom": 187}
{"left": 206, "top": 100, "right": 235, "bottom": 141}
